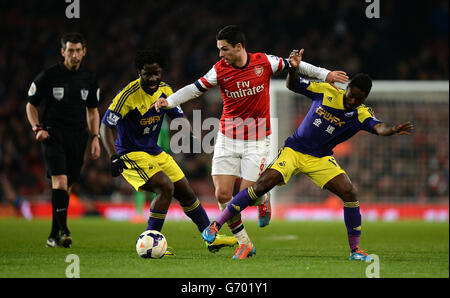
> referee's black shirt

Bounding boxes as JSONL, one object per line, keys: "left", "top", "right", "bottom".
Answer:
{"left": 27, "top": 62, "right": 100, "bottom": 131}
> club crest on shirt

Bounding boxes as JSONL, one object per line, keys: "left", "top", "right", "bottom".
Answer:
{"left": 52, "top": 87, "right": 64, "bottom": 101}
{"left": 254, "top": 66, "right": 264, "bottom": 77}
{"left": 81, "top": 89, "right": 89, "bottom": 100}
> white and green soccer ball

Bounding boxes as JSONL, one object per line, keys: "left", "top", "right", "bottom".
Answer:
{"left": 136, "top": 230, "right": 167, "bottom": 259}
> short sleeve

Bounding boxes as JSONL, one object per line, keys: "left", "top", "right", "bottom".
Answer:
{"left": 358, "top": 106, "right": 382, "bottom": 134}
{"left": 295, "top": 77, "right": 324, "bottom": 100}
{"left": 101, "top": 82, "right": 138, "bottom": 127}
{"left": 86, "top": 73, "right": 100, "bottom": 108}
{"left": 27, "top": 70, "right": 47, "bottom": 106}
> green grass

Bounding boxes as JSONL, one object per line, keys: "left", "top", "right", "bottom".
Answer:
{"left": 0, "top": 218, "right": 448, "bottom": 278}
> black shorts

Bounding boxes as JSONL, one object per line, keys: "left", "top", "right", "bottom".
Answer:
{"left": 41, "top": 127, "right": 88, "bottom": 186}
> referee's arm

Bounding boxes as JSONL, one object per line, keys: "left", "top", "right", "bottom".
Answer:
{"left": 86, "top": 107, "right": 101, "bottom": 159}
{"left": 26, "top": 102, "right": 50, "bottom": 142}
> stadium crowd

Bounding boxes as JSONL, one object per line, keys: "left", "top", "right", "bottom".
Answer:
{"left": 0, "top": 0, "right": 448, "bottom": 206}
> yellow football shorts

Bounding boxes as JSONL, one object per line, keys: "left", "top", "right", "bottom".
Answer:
{"left": 269, "top": 147, "right": 346, "bottom": 189}
{"left": 120, "top": 151, "right": 185, "bottom": 192}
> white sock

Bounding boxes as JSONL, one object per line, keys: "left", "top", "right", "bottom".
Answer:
{"left": 233, "top": 228, "right": 252, "bottom": 246}
{"left": 218, "top": 201, "right": 252, "bottom": 246}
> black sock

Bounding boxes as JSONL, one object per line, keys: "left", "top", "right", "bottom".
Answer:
{"left": 64, "top": 191, "right": 70, "bottom": 234}
{"left": 65, "top": 191, "right": 70, "bottom": 210}
{"left": 49, "top": 211, "right": 59, "bottom": 239}
{"left": 51, "top": 189, "right": 70, "bottom": 235}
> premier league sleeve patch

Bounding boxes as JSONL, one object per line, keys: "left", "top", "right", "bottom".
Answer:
{"left": 28, "top": 82, "right": 37, "bottom": 96}
{"left": 103, "top": 110, "right": 121, "bottom": 127}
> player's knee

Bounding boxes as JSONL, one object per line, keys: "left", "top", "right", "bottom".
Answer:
{"left": 51, "top": 175, "right": 68, "bottom": 190}
{"left": 160, "top": 180, "right": 174, "bottom": 197}
{"left": 215, "top": 188, "right": 232, "bottom": 204}
{"left": 149, "top": 175, "right": 174, "bottom": 198}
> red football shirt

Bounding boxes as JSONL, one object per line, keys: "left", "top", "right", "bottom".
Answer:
{"left": 195, "top": 53, "right": 287, "bottom": 140}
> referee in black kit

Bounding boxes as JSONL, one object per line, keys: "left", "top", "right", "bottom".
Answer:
{"left": 25, "top": 32, "right": 101, "bottom": 248}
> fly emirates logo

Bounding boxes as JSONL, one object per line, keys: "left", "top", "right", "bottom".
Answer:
{"left": 224, "top": 81, "right": 264, "bottom": 99}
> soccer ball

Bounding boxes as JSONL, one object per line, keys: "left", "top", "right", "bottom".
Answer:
{"left": 136, "top": 230, "right": 167, "bottom": 259}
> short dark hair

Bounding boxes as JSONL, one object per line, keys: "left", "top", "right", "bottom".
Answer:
{"left": 216, "top": 25, "right": 246, "bottom": 48}
{"left": 60, "top": 32, "right": 86, "bottom": 49}
{"left": 349, "top": 73, "right": 372, "bottom": 95}
{"left": 134, "top": 50, "right": 165, "bottom": 70}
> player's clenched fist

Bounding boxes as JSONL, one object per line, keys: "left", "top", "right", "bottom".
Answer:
{"left": 35, "top": 129, "right": 50, "bottom": 142}
{"left": 110, "top": 155, "right": 127, "bottom": 177}
{"left": 154, "top": 97, "right": 168, "bottom": 112}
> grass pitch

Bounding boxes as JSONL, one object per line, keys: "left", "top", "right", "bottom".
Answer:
{"left": 0, "top": 217, "right": 448, "bottom": 278}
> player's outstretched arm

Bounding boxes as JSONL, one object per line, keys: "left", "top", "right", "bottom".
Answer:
{"left": 287, "top": 49, "right": 348, "bottom": 91}
{"left": 155, "top": 83, "right": 204, "bottom": 112}
{"left": 374, "top": 121, "right": 414, "bottom": 136}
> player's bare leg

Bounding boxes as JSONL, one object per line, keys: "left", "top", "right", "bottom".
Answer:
{"left": 251, "top": 169, "right": 283, "bottom": 196}
{"left": 324, "top": 173, "right": 373, "bottom": 261}
{"left": 213, "top": 175, "right": 253, "bottom": 255}
{"left": 140, "top": 171, "right": 174, "bottom": 232}
{"left": 238, "top": 178, "right": 270, "bottom": 227}
{"left": 173, "top": 177, "right": 210, "bottom": 229}
{"left": 246, "top": 173, "right": 272, "bottom": 228}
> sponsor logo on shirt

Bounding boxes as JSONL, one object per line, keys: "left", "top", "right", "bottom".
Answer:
{"left": 315, "top": 106, "right": 345, "bottom": 128}
{"left": 140, "top": 116, "right": 161, "bottom": 125}
{"left": 224, "top": 80, "right": 265, "bottom": 99}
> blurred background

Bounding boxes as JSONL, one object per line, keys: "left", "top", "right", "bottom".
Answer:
{"left": 0, "top": 0, "right": 448, "bottom": 220}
